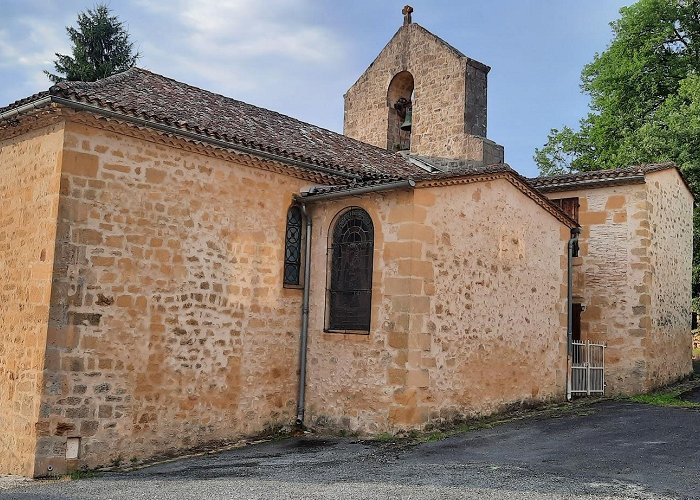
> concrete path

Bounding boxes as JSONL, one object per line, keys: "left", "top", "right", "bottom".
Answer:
{"left": 1, "top": 400, "right": 698, "bottom": 499}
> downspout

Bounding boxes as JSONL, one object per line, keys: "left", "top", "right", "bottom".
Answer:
{"left": 295, "top": 203, "right": 313, "bottom": 428}
{"left": 293, "top": 179, "right": 415, "bottom": 427}
{"left": 566, "top": 227, "right": 581, "bottom": 401}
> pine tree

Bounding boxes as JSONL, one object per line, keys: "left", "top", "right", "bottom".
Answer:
{"left": 45, "top": 4, "right": 140, "bottom": 83}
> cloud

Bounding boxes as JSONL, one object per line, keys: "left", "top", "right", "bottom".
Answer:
{"left": 0, "top": 8, "right": 73, "bottom": 105}
{"left": 0, "top": 0, "right": 347, "bottom": 109}
{"left": 0, "top": 16, "right": 67, "bottom": 69}
{"left": 136, "top": 0, "right": 344, "bottom": 63}
{"left": 129, "top": 0, "right": 349, "bottom": 124}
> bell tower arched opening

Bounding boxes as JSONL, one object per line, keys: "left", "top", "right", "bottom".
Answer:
{"left": 387, "top": 71, "right": 414, "bottom": 151}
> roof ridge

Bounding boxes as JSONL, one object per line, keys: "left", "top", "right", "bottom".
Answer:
{"left": 50, "top": 67, "right": 140, "bottom": 94}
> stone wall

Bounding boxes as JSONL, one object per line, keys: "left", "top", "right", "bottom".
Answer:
{"left": 304, "top": 192, "right": 406, "bottom": 433}
{"left": 0, "top": 123, "right": 63, "bottom": 476}
{"left": 544, "top": 171, "right": 693, "bottom": 394}
{"left": 305, "top": 177, "right": 568, "bottom": 432}
{"left": 644, "top": 170, "right": 693, "bottom": 387}
{"left": 545, "top": 183, "right": 651, "bottom": 394}
{"left": 420, "top": 180, "right": 568, "bottom": 420}
{"left": 33, "top": 119, "right": 308, "bottom": 475}
{"left": 343, "top": 23, "right": 504, "bottom": 162}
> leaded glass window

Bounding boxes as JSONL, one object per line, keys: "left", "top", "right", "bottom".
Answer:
{"left": 327, "top": 207, "right": 374, "bottom": 332}
{"left": 283, "top": 206, "right": 303, "bottom": 286}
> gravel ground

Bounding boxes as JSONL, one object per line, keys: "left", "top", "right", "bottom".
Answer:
{"left": 1, "top": 399, "right": 698, "bottom": 500}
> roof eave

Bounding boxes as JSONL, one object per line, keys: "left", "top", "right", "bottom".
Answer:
{"left": 1, "top": 95, "right": 363, "bottom": 183}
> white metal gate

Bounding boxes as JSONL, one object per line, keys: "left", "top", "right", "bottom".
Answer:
{"left": 569, "top": 340, "right": 606, "bottom": 396}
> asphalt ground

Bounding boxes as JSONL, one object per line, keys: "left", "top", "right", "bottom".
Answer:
{"left": 2, "top": 397, "right": 699, "bottom": 500}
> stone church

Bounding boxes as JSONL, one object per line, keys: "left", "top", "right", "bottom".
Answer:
{"left": 0, "top": 8, "right": 693, "bottom": 477}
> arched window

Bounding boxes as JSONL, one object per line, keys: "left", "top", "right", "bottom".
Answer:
{"left": 283, "top": 206, "right": 303, "bottom": 286}
{"left": 327, "top": 207, "right": 374, "bottom": 332}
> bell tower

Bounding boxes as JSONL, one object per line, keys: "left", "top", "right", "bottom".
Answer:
{"left": 343, "top": 6, "right": 504, "bottom": 164}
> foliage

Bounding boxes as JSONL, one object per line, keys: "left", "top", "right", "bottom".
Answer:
{"left": 535, "top": 0, "right": 700, "bottom": 309}
{"left": 45, "top": 4, "right": 139, "bottom": 83}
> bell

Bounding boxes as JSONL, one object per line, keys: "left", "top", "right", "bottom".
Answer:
{"left": 400, "top": 107, "right": 413, "bottom": 131}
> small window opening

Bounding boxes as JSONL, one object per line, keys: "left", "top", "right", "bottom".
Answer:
{"left": 551, "top": 197, "right": 580, "bottom": 222}
{"left": 283, "top": 206, "right": 304, "bottom": 287}
{"left": 572, "top": 303, "right": 583, "bottom": 342}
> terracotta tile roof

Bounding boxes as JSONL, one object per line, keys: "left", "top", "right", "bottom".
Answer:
{"left": 302, "top": 178, "right": 400, "bottom": 197}
{"left": 529, "top": 163, "right": 682, "bottom": 192}
{"left": 300, "top": 162, "right": 516, "bottom": 198}
{"left": 301, "top": 164, "right": 524, "bottom": 199}
{"left": 411, "top": 158, "right": 513, "bottom": 178}
{"left": 2, "top": 68, "right": 428, "bottom": 181}
{"left": 2, "top": 68, "right": 521, "bottom": 187}
{"left": 297, "top": 162, "right": 577, "bottom": 228}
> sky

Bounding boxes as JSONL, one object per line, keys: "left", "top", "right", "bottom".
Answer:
{"left": 0, "top": 0, "right": 635, "bottom": 177}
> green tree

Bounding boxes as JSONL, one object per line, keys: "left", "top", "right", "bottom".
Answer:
{"left": 45, "top": 4, "right": 139, "bottom": 83}
{"left": 535, "top": 0, "right": 700, "bottom": 311}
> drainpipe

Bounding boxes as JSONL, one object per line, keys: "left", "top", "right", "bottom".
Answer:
{"left": 295, "top": 203, "right": 313, "bottom": 428}
{"left": 566, "top": 227, "right": 581, "bottom": 401}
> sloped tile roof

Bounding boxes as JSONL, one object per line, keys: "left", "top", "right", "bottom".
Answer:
{"left": 1, "top": 70, "right": 579, "bottom": 226}
{"left": 529, "top": 163, "right": 682, "bottom": 192}
{"left": 2, "top": 67, "right": 427, "bottom": 181}
{"left": 0, "top": 90, "right": 50, "bottom": 113}
{"left": 2, "top": 68, "right": 523, "bottom": 187}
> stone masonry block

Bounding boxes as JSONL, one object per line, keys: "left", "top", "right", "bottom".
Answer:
{"left": 406, "top": 369, "right": 429, "bottom": 388}
{"left": 579, "top": 211, "right": 607, "bottom": 225}
{"left": 605, "top": 195, "right": 626, "bottom": 210}
{"left": 62, "top": 150, "right": 99, "bottom": 177}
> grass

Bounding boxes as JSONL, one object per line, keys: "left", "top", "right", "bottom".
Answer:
{"left": 67, "top": 469, "right": 99, "bottom": 480}
{"left": 630, "top": 388, "right": 700, "bottom": 408}
{"left": 693, "top": 348, "right": 700, "bottom": 359}
{"left": 374, "top": 432, "right": 396, "bottom": 442}
{"left": 419, "top": 431, "right": 446, "bottom": 443}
